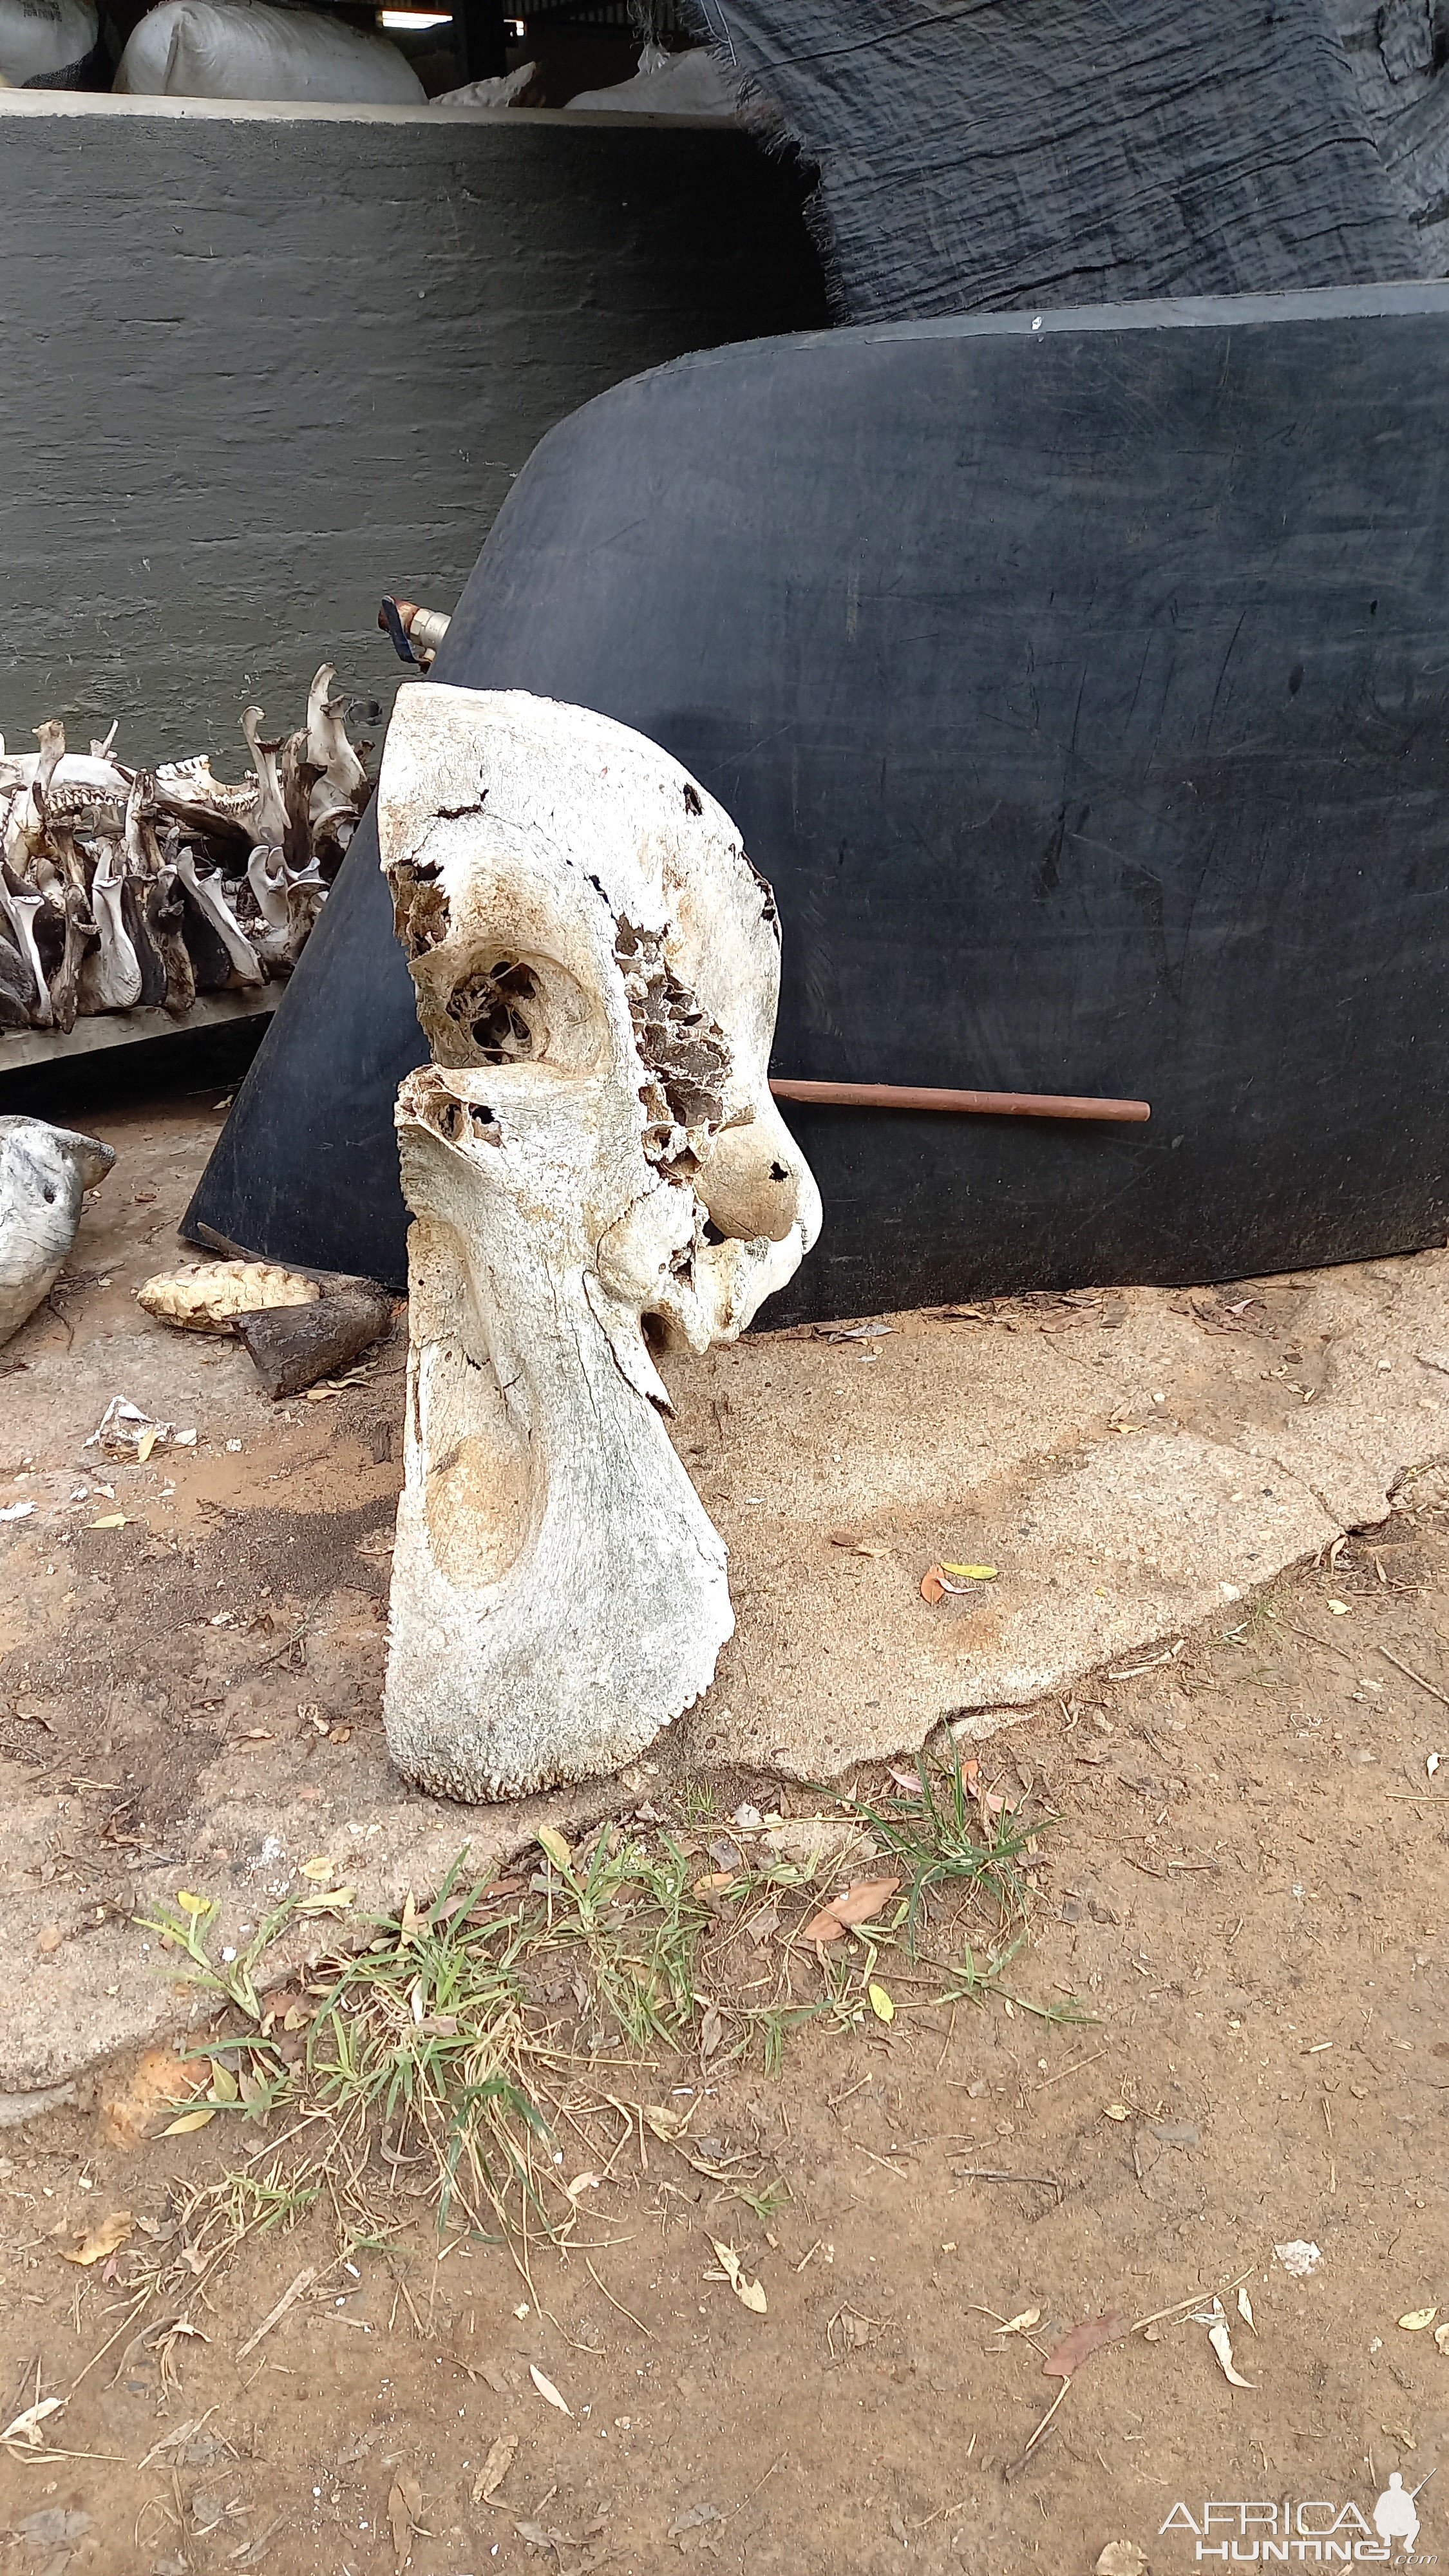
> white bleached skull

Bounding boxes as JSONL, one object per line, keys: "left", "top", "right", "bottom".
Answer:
{"left": 377, "top": 685, "right": 820, "bottom": 1801}
{"left": 0, "top": 1116, "right": 115, "bottom": 1346}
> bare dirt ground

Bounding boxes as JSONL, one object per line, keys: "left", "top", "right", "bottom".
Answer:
{"left": 2, "top": 1084, "right": 1448, "bottom": 2576}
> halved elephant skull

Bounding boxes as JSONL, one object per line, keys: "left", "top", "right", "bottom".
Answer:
{"left": 377, "top": 685, "right": 820, "bottom": 1801}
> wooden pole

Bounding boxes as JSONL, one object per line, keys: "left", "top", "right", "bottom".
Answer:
{"left": 769, "top": 1078, "right": 1150, "bottom": 1124}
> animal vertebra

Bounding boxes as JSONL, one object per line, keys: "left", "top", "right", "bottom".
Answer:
{"left": 0, "top": 1117, "right": 115, "bottom": 1345}
{"left": 0, "top": 674, "right": 372, "bottom": 1044}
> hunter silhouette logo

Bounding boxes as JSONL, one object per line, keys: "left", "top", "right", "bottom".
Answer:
{"left": 1157, "top": 2475, "right": 1435, "bottom": 2562}
{"left": 1374, "top": 2476, "right": 1428, "bottom": 2560}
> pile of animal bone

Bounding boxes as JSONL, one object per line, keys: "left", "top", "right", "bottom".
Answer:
{"left": 0, "top": 665, "right": 370, "bottom": 1036}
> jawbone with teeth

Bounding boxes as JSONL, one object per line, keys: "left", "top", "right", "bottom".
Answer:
{"left": 377, "top": 684, "right": 819, "bottom": 1803}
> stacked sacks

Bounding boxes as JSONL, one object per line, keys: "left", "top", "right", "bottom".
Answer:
{"left": 0, "top": 665, "right": 370, "bottom": 1036}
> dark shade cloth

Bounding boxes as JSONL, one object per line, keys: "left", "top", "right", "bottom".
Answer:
{"left": 686, "top": 0, "right": 1446, "bottom": 321}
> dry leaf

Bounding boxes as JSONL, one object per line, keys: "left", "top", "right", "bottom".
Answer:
{"left": 89, "top": 1513, "right": 127, "bottom": 1530}
{"left": 1041, "top": 2312, "right": 1128, "bottom": 2378}
{"left": 762, "top": 1817, "right": 875, "bottom": 1871}
{"left": 699, "top": 2001, "right": 724, "bottom": 2059}
{"left": 940, "top": 1562, "right": 998, "bottom": 1581}
{"left": 1327, "top": 1598, "right": 1350, "bottom": 1616}
{"left": 536, "top": 1825, "right": 572, "bottom": 1872}
{"left": 710, "top": 2238, "right": 768, "bottom": 2315}
{"left": 472, "top": 2432, "right": 518, "bottom": 2505}
{"left": 388, "top": 2470, "right": 422, "bottom": 2564}
{"left": 299, "top": 1855, "right": 335, "bottom": 1882}
{"left": 1236, "top": 2285, "right": 1255, "bottom": 2331}
{"left": 800, "top": 1877, "right": 901, "bottom": 1942}
{"left": 1397, "top": 2306, "right": 1438, "bottom": 2331}
{"left": 867, "top": 1982, "right": 895, "bottom": 2023}
{"left": 1433, "top": 2322, "right": 1449, "bottom": 2354}
{"left": 60, "top": 2209, "right": 133, "bottom": 2267}
{"left": 643, "top": 2101, "right": 689, "bottom": 2143}
{"left": 693, "top": 1871, "right": 735, "bottom": 1894}
{"left": 1, "top": 2396, "right": 64, "bottom": 2447}
{"left": 999, "top": 2307, "right": 1042, "bottom": 2336}
{"left": 295, "top": 1886, "right": 355, "bottom": 1914}
{"left": 1095, "top": 2547, "right": 1150, "bottom": 2576}
{"left": 162, "top": 2105, "right": 217, "bottom": 2136}
{"left": 920, "top": 1566, "right": 948, "bottom": 1604}
{"left": 1208, "top": 2320, "right": 1255, "bottom": 2388}
{"left": 1427, "top": 1752, "right": 1441, "bottom": 1779}
{"left": 529, "top": 2363, "right": 571, "bottom": 2414}
{"left": 1103, "top": 2104, "right": 1131, "bottom": 2123}
{"left": 100, "top": 2048, "right": 209, "bottom": 2148}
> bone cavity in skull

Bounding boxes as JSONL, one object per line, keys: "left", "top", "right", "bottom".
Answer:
{"left": 377, "top": 685, "right": 819, "bottom": 1801}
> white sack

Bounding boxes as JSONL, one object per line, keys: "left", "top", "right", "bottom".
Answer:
{"left": 116, "top": 0, "right": 424, "bottom": 103}
{"left": 0, "top": 0, "right": 97, "bottom": 83}
{"left": 433, "top": 58, "right": 540, "bottom": 108}
{"left": 566, "top": 44, "right": 735, "bottom": 116}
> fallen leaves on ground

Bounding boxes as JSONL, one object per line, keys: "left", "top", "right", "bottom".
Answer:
{"left": 472, "top": 2433, "right": 518, "bottom": 2505}
{"left": 999, "top": 2307, "right": 1042, "bottom": 2337}
{"left": 1, "top": 2395, "right": 64, "bottom": 2450}
{"left": 100, "top": 2049, "right": 211, "bottom": 2148}
{"left": 799, "top": 1878, "right": 900, "bottom": 1944}
{"left": 1398, "top": 2306, "right": 1438, "bottom": 2331}
{"left": 530, "top": 2363, "right": 572, "bottom": 2414}
{"left": 59, "top": 2208, "right": 133, "bottom": 2266}
{"left": 709, "top": 2239, "right": 767, "bottom": 2315}
{"left": 1042, "top": 2313, "right": 1129, "bottom": 2378}
{"left": 536, "top": 1825, "right": 572, "bottom": 1871}
{"left": 1095, "top": 2546, "right": 1150, "bottom": 2576}
{"left": 388, "top": 2470, "right": 423, "bottom": 2566}
{"left": 1208, "top": 2319, "right": 1255, "bottom": 2388}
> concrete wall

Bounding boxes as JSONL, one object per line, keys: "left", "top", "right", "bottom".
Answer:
{"left": 0, "top": 95, "right": 826, "bottom": 765}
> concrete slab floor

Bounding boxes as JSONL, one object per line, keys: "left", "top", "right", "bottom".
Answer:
{"left": 1, "top": 1090, "right": 1446, "bottom": 2105}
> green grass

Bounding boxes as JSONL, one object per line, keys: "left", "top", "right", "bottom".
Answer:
{"left": 137, "top": 1749, "right": 1072, "bottom": 2239}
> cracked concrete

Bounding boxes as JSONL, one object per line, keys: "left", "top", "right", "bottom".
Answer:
{"left": 1, "top": 1089, "right": 1445, "bottom": 2107}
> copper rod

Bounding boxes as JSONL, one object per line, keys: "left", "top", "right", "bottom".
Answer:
{"left": 768, "top": 1078, "right": 1150, "bottom": 1124}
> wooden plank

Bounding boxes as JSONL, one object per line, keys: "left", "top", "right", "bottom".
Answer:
{"left": 0, "top": 987, "right": 278, "bottom": 1075}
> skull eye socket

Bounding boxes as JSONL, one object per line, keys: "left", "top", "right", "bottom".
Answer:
{"left": 446, "top": 959, "right": 542, "bottom": 1063}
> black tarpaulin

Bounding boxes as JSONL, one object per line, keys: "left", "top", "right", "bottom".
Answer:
{"left": 687, "top": 0, "right": 1443, "bottom": 323}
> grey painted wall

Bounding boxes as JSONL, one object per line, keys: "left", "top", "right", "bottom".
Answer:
{"left": 1, "top": 99, "right": 826, "bottom": 766}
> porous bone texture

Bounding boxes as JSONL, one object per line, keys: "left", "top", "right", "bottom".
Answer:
{"left": 377, "top": 685, "right": 819, "bottom": 1801}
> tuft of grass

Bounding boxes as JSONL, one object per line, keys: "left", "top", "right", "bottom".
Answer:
{"left": 848, "top": 1750, "right": 1038, "bottom": 1948}
{"left": 135, "top": 1750, "right": 1074, "bottom": 2246}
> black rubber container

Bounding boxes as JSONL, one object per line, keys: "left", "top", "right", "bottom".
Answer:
{"left": 188, "top": 283, "right": 1449, "bottom": 1323}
